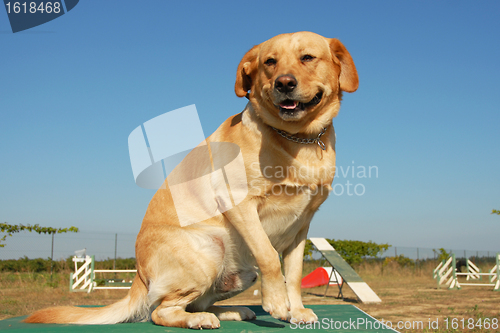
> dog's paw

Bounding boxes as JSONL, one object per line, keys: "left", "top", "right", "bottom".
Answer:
{"left": 186, "top": 312, "right": 220, "bottom": 330}
{"left": 261, "top": 275, "right": 291, "bottom": 321}
{"left": 262, "top": 295, "right": 291, "bottom": 321}
{"left": 290, "top": 308, "right": 318, "bottom": 324}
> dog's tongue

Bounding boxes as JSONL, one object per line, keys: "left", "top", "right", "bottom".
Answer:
{"left": 279, "top": 100, "right": 298, "bottom": 109}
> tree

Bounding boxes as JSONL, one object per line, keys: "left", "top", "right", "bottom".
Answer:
{"left": 432, "top": 248, "right": 451, "bottom": 261}
{"left": 0, "top": 222, "right": 79, "bottom": 247}
{"left": 326, "top": 239, "right": 390, "bottom": 265}
{"left": 492, "top": 209, "right": 500, "bottom": 215}
{"left": 303, "top": 239, "right": 390, "bottom": 265}
{"left": 1, "top": 222, "right": 79, "bottom": 280}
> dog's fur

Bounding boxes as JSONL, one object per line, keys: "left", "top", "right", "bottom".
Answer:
{"left": 25, "top": 31, "right": 358, "bottom": 329}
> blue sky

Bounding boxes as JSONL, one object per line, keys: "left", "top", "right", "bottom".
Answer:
{"left": 1, "top": 1, "right": 499, "bottom": 258}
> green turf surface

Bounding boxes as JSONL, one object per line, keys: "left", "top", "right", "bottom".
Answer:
{"left": 0, "top": 305, "right": 397, "bottom": 332}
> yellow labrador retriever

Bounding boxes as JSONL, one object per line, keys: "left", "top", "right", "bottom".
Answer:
{"left": 25, "top": 31, "right": 358, "bottom": 329}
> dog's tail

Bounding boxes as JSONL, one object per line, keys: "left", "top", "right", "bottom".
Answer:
{"left": 24, "top": 275, "right": 149, "bottom": 325}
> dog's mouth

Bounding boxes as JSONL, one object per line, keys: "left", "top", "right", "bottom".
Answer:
{"left": 277, "top": 92, "right": 323, "bottom": 120}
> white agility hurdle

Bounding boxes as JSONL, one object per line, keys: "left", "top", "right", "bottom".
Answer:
{"left": 69, "top": 253, "right": 136, "bottom": 293}
{"left": 433, "top": 253, "right": 500, "bottom": 291}
{"left": 465, "top": 260, "right": 481, "bottom": 281}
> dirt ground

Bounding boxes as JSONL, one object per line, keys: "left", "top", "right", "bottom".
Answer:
{"left": 217, "top": 275, "right": 500, "bottom": 331}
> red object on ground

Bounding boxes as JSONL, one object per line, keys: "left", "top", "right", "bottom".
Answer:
{"left": 301, "top": 267, "right": 330, "bottom": 288}
{"left": 301, "top": 267, "right": 343, "bottom": 288}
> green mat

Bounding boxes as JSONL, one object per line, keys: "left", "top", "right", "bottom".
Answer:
{"left": 0, "top": 305, "right": 397, "bottom": 332}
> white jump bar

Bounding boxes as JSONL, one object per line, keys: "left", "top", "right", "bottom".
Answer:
{"left": 94, "top": 270, "right": 137, "bottom": 273}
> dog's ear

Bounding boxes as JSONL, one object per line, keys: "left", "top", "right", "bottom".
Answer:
{"left": 235, "top": 45, "right": 260, "bottom": 97}
{"left": 329, "top": 38, "right": 359, "bottom": 93}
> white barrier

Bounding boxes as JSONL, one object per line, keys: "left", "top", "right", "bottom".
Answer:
{"left": 433, "top": 253, "right": 500, "bottom": 291}
{"left": 490, "top": 263, "right": 498, "bottom": 283}
{"left": 69, "top": 255, "right": 136, "bottom": 293}
{"left": 69, "top": 255, "right": 94, "bottom": 292}
{"left": 466, "top": 260, "right": 481, "bottom": 280}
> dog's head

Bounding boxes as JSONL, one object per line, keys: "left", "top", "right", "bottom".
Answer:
{"left": 235, "top": 32, "right": 358, "bottom": 134}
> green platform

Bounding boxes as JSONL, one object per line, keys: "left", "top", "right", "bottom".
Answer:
{"left": 0, "top": 305, "right": 397, "bottom": 332}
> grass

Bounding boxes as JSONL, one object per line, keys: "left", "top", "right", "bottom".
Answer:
{"left": 0, "top": 271, "right": 129, "bottom": 319}
{"left": 1, "top": 261, "right": 499, "bottom": 332}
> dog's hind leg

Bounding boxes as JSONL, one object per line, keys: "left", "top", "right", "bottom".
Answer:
{"left": 148, "top": 268, "right": 222, "bottom": 329}
{"left": 144, "top": 226, "right": 227, "bottom": 328}
{"left": 152, "top": 303, "right": 220, "bottom": 329}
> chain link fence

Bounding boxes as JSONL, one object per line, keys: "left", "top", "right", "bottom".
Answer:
{"left": 0, "top": 231, "right": 137, "bottom": 261}
{"left": 1, "top": 231, "right": 498, "bottom": 263}
{"left": 379, "top": 246, "right": 499, "bottom": 261}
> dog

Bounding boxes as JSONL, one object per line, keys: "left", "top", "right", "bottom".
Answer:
{"left": 25, "top": 31, "right": 358, "bottom": 329}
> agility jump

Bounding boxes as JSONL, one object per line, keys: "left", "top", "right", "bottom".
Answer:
{"left": 309, "top": 238, "right": 382, "bottom": 303}
{"left": 70, "top": 254, "right": 136, "bottom": 293}
{"left": 433, "top": 253, "right": 500, "bottom": 291}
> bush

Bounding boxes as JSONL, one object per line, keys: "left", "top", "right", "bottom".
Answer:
{"left": 304, "top": 239, "right": 390, "bottom": 265}
{"left": 94, "top": 258, "right": 136, "bottom": 270}
{"left": 383, "top": 255, "right": 415, "bottom": 268}
{"left": 0, "top": 257, "right": 136, "bottom": 272}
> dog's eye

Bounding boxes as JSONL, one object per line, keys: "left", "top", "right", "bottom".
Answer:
{"left": 301, "top": 55, "right": 315, "bottom": 62}
{"left": 264, "top": 58, "right": 277, "bottom": 66}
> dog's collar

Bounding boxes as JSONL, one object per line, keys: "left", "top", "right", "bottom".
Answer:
{"left": 271, "top": 126, "right": 327, "bottom": 150}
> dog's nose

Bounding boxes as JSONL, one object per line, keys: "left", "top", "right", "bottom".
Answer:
{"left": 275, "top": 75, "right": 297, "bottom": 93}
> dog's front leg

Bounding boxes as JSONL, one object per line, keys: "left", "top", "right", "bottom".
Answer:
{"left": 223, "top": 201, "right": 291, "bottom": 321}
{"left": 282, "top": 227, "right": 318, "bottom": 324}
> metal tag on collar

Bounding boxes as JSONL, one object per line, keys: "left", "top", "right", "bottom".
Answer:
{"left": 316, "top": 128, "right": 327, "bottom": 150}
{"left": 316, "top": 139, "right": 326, "bottom": 150}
